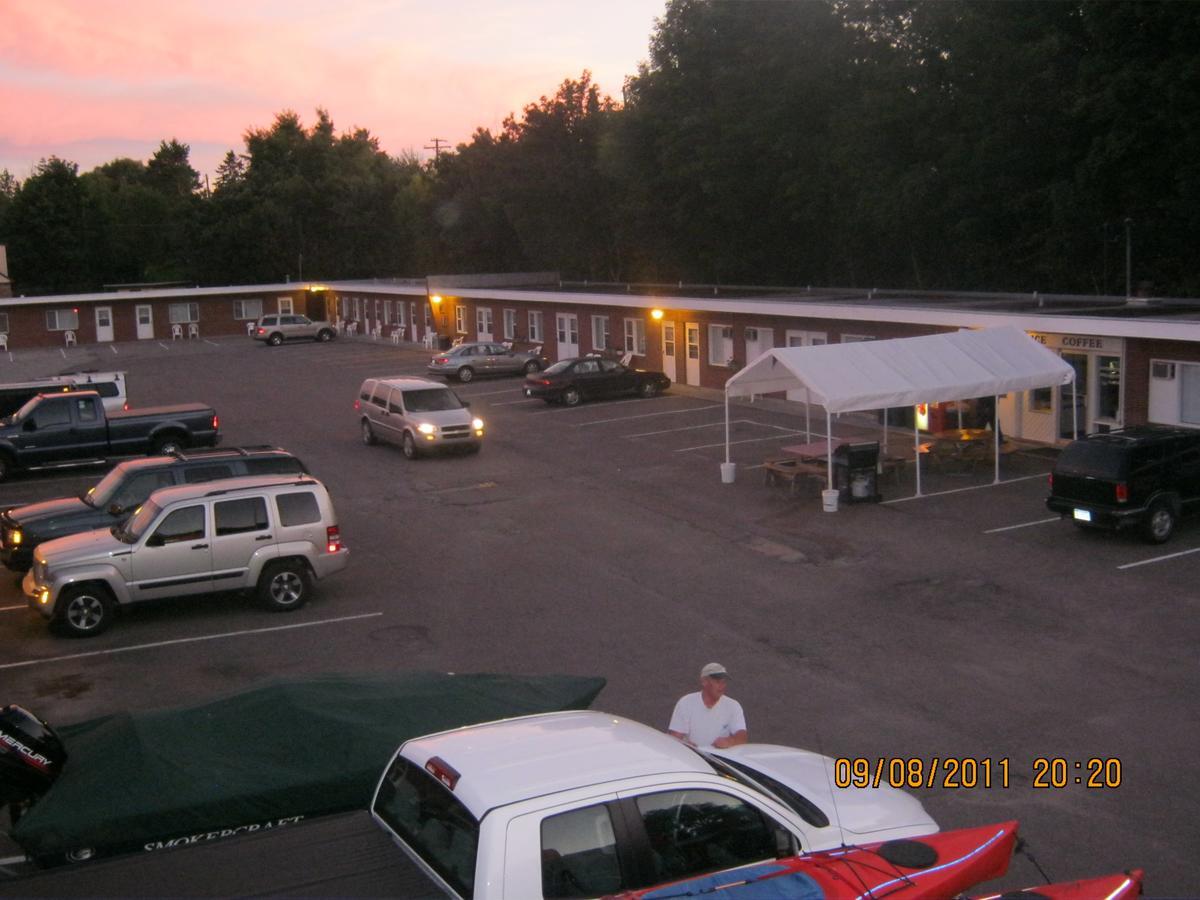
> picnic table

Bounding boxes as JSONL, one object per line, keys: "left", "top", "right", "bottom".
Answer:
{"left": 780, "top": 440, "right": 834, "bottom": 462}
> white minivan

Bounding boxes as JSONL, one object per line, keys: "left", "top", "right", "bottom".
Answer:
{"left": 355, "top": 376, "right": 484, "bottom": 458}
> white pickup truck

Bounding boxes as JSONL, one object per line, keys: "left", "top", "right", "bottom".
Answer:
{"left": 369, "top": 710, "right": 938, "bottom": 899}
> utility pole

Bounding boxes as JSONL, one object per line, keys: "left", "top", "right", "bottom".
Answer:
{"left": 424, "top": 138, "right": 449, "bottom": 161}
{"left": 1123, "top": 218, "right": 1133, "bottom": 298}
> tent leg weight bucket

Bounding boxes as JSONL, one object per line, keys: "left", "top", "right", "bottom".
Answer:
{"left": 822, "top": 489, "right": 839, "bottom": 512}
{"left": 720, "top": 462, "right": 736, "bottom": 484}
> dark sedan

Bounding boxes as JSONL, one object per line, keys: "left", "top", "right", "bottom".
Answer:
{"left": 523, "top": 357, "right": 671, "bottom": 406}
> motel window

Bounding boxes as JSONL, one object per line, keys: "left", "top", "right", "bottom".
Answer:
{"left": 169, "top": 303, "right": 199, "bottom": 324}
{"left": 45, "top": 309, "right": 80, "bottom": 332}
{"left": 503, "top": 309, "right": 517, "bottom": 341}
{"left": 1181, "top": 364, "right": 1200, "bottom": 426}
{"left": 233, "top": 299, "right": 263, "bottom": 320}
{"left": 529, "top": 311, "right": 544, "bottom": 342}
{"left": 455, "top": 305, "right": 467, "bottom": 334}
{"left": 624, "top": 319, "right": 646, "bottom": 356}
{"left": 277, "top": 296, "right": 294, "bottom": 315}
{"left": 841, "top": 334, "right": 875, "bottom": 343}
{"left": 592, "top": 316, "right": 610, "bottom": 351}
{"left": 708, "top": 325, "right": 734, "bottom": 366}
{"left": 1029, "top": 386, "right": 1052, "bottom": 412}
{"left": 0, "top": 312, "right": 9, "bottom": 335}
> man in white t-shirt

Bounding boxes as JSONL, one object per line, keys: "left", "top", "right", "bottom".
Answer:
{"left": 668, "top": 662, "right": 748, "bottom": 750}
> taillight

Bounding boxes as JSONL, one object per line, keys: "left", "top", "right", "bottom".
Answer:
{"left": 433, "top": 356, "right": 448, "bottom": 364}
{"left": 539, "top": 379, "right": 551, "bottom": 386}
{"left": 256, "top": 327, "right": 265, "bottom": 335}
{"left": 1115, "top": 482, "right": 1128, "bottom": 503}
{"left": 212, "top": 414, "right": 219, "bottom": 430}
{"left": 123, "top": 402, "right": 129, "bottom": 411}
{"left": 326, "top": 525, "right": 342, "bottom": 553}
{"left": 353, "top": 399, "right": 360, "bottom": 411}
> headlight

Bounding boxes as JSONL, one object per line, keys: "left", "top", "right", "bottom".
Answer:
{"left": 471, "top": 418, "right": 484, "bottom": 431}
{"left": 9, "top": 529, "right": 22, "bottom": 546}
{"left": 417, "top": 423, "right": 436, "bottom": 435}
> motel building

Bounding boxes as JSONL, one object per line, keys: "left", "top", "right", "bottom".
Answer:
{"left": 2, "top": 263, "right": 1200, "bottom": 447}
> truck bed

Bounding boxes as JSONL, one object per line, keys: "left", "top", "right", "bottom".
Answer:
{"left": 106, "top": 402, "right": 213, "bottom": 421}
{"left": 5, "top": 811, "right": 441, "bottom": 898}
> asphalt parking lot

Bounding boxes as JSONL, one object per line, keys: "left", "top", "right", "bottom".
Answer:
{"left": 1, "top": 335, "right": 1196, "bottom": 894}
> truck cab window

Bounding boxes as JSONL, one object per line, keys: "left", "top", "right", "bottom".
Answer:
{"left": 634, "top": 789, "right": 778, "bottom": 884}
{"left": 33, "top": 399, "right": 72, "bottom": 428}
{"left": 541, "top": 804, "right": 622, "bottom": 898}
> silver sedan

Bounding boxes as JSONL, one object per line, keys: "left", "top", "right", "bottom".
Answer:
{"left": 426, "top": 341, "right": 546, "bottom": 383}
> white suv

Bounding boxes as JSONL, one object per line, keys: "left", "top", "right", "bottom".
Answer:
{"left": 23, "top": 475, "right": 349, "bottom": 637}
{"left": 356, "top": 376, "right": 484, "bottom": 458}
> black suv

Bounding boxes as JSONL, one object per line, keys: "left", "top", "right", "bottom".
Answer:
{"left": 0, "top": 447, "right": 306, "bottom": 571}
{"left": 1046, "top": 426, "right": 1200, "bottom": 543}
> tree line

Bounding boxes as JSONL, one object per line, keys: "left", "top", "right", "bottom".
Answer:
{"left": 1, "top": 0, "right": 1196, "bottom": 297}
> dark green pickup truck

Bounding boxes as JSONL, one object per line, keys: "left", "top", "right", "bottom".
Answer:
{"left": 0, "top": 391, "right": 220, "bottom": 482}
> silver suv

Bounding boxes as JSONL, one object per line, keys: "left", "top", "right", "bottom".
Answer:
{"left": 356, "top": 377, "right": 484, "bottom": 458}
{"left": 23, "top": 475, "right": 349, "bottom": 637}
{"left": 252, "top": 314, "right": 336, "bottom": 345}
{"left": 426, "top": 342, "right": 545, "bottom": 382}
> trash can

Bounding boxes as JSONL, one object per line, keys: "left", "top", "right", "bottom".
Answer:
{"left": 833, "top": 442, "right": 881, "bottom": 503}
{"left": 438, "top": 335, "right": 452, "bottom": 350}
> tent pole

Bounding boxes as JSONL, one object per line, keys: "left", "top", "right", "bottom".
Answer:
{"left": 826, "top": 410, "right": 834, "bottom": 490}
{"left": 805, "top": 389, "right": 811, "bottom": 442}
{"left": 993, "top": 394, "right": 1000, "bottom": 484}
{"left": 1072, "top": 374, "right": 1079, "bottom": 440}
{"left": 913, "top": 408, "right": 922, "bottom": 497}
{"left": 957, "top": 403, "right": 964, "bottom": 429}
{"left": 724, "top": 389, "right": 731, "bottom": 464}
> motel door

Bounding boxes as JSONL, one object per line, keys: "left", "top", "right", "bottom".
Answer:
{"left": 476, "top": 308, "right": 494, "bottom": 342}
{"left": 785, "top": 330, "right": 826, "bottom": 403}
{"left": 135, "top": 304, "right": 154, "bottom": 340}
{"left": 556, "top": 313, "right": 579, "bottom": 358}
{"left": 685, "top": 323, "right": 700, "bottom": 386}
{"left": 661, "top": 322, "right": 677, "bottom": 383}
{"left": 95, "top": 306, "right": 114, "bottom": 342}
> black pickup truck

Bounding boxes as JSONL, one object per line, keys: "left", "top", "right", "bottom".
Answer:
{"left": 0, "top": 391, "right": 220, "bottom": 482}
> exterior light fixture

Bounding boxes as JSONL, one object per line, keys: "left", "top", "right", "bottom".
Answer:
{"left": 651, "top": 308, "right": 664, "bottom": 321}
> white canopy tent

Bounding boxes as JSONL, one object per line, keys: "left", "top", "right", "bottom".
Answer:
{"left": 723, "top": 326, "right": 1077, "bottom": 497}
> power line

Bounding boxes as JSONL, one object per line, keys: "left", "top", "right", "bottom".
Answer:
{"left": 424, "top": 138, "right": 449, "bottom": 160}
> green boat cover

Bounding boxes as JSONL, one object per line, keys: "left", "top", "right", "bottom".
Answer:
{"left": 11, "top": 671, "right": 605, "bottom": 863}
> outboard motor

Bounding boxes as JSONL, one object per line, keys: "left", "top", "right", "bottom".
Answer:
{"left": 0, "top": 704, "right": 67, "bottom": 821}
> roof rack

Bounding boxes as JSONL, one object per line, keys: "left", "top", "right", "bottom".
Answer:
{"left": 200, "top": 477, "right": 315, "bottom": 498}
{"left": 168, "top": 445, "right": 287, "bottom": 462}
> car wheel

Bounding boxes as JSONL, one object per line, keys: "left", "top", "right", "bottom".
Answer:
{"left": 55, "top": 585, "right": 114, "bottom": 637}
{"left": 154, "top": 434, "right": 186, "bottom": 455}
{"left": 316, "top": 329, "right": 333, "bottom": 342}
{"left": 1143, "top": 500, "right": 1176, "bottom": 544}
{"left": 361, "top": 419, "right": 376, "bottom": 446}
{"left": 457, "top": 366, "right": 475, "bottom": 383}
{"left": 562, "top": 387, "right": 582, "bottom": 407}
{"left": 258, "top": 560, "right": 311, "bottom": 611}
{"left": 402, "top": 431, "right": 420, "bottom": 459}
{"left": 639, "top": 380, "right": 660, "bottom": 399}
{"left": 267, "top": 333, "right": 284, "bottom": 347}
{"left": 522, "top": 359, "right": 541, "bottom": 374}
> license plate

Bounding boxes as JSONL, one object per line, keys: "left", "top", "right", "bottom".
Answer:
{"left": 524, "top": 389, "right": 532, "bottom": 397}
{"left": 1072, "top": 508, "right": 1092, "bottom": 523}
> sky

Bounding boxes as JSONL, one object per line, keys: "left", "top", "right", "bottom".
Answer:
{"left": 0, "top": 0, "right": 665, "bottom": 182}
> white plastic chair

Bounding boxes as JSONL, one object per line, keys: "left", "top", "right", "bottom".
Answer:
{"left": 0, "top": 333, "right": 7, "bottom": 351}
{"left": 619, "top": 351, "right": 633, "bottom": 366}
{"left": 422, "top": 332, "right": 436, "bottom": 350}
{"left": 371, "top": 324, "right": 382, "bottom": 340}
{"left": 347, "top": 322, "right": 358, "bottom": 336}
{"left": 188, "top": 323, "right": 200, "bottom": 339}
{"left": 390, "top": 328, "right": 402, "bottom": 344}
{"left": 245, "top": 321, "right": 256, "bottom": 336}
{"left": 64, "top": 330, "right": 77, "bottom": 347}
{"left": 171, "top": 324, "right": 183, "bottom": 340}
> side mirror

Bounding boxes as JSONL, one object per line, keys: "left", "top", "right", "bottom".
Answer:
{"left": 108, "top": 503, "right": 125, "bottom": 517}
{"left": 145, "top": 533, "right": 165, "bottom": 548}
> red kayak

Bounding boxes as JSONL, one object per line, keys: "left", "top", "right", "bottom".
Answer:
{"left": 611, "top": 820, "right": 1018, "bottom": 899}
{"left": 970, "top": 868, "right": 1144, "bottom": 899}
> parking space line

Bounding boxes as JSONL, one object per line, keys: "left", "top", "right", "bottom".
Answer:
{"left": 1117, "top": 546, "right": 1200, "bottom": 570}
{"left": 490, "top": 398, "right": 541, "bottom": 406}
{"left": 0, "top": 604, "right": 24, "bottom": 612}
{"left": 882, "top": 471, "right": 1050, "bottom": 503}
{"left": 983, "top": 517, "right": 1060, "bottom": 534}
{"left": 629, "top": 418, "right": 752, "bottom": 438}
{"left": 531, "top": 398, "right": 653, "bottom": 414}
{"left": 0, "top": 612, "right": 384, "bottom": 670}
{"left": 574, "top": 404, "right": 721, "bottom": 427}
{"left": 674, "top": 429, "right": 808, "bottom": 452}
{"left": 458, "top": 387, "right": 524, "bottom": 397}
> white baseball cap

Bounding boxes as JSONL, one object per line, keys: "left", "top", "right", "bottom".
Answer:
{"left": 700, "top": 662, "right": 728, "bottom": 678}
